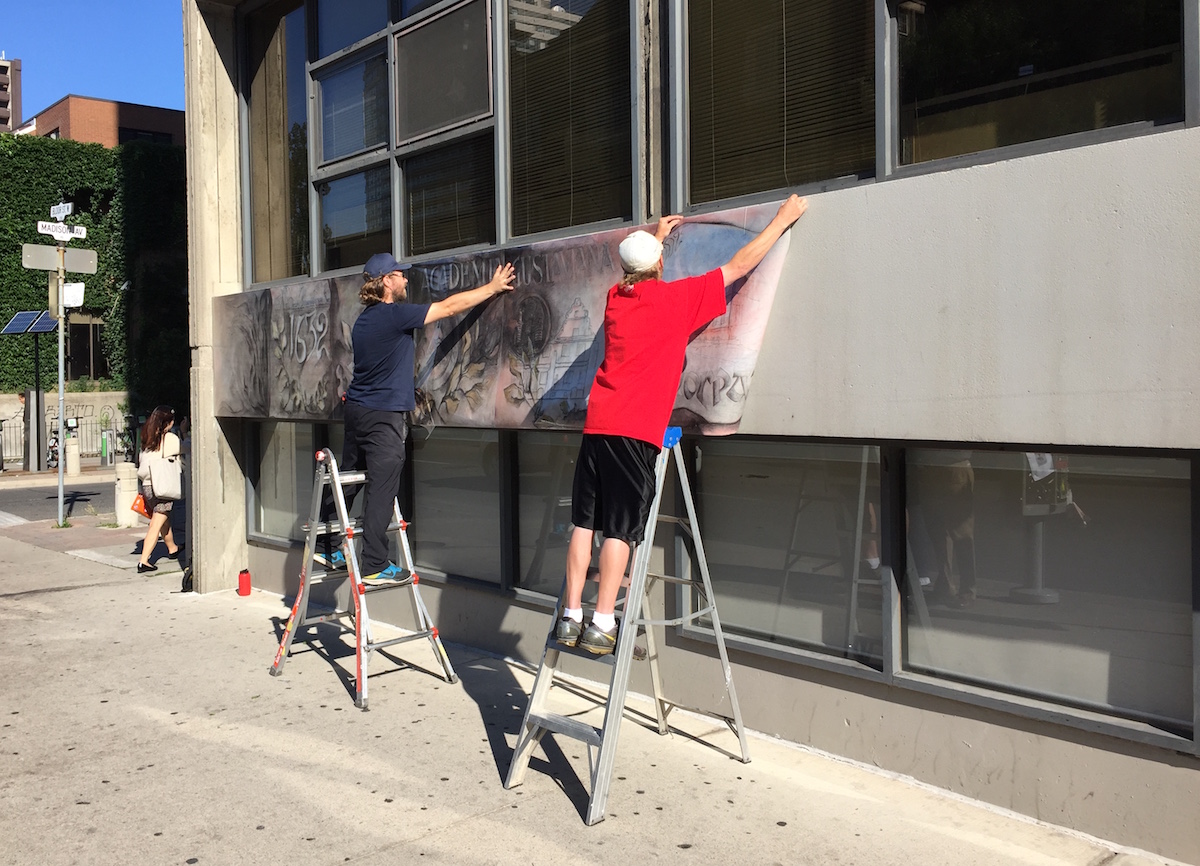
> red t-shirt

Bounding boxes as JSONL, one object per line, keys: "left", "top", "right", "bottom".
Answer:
{"left": 583, "top": 268, "right": 727, "bottom": 446}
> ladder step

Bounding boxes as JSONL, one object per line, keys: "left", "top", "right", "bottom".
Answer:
{"left": 302, "top": 519, "right": 408, "bottom": 535}
{"left": 543, "top": 635, "right": 647, "bottom": 662}
{"left": 527, "top": 712, "right": 602, "bottom": 748}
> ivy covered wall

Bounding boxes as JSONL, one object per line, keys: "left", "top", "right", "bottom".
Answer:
{"left": 0, "top": 134, "right": 189, "bottom": 414}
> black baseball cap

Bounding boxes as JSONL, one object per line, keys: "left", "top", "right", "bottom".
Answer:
{"left": 363, "top": 253, "right": 412, "bottom": 279}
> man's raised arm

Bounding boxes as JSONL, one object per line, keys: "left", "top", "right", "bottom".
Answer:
{"left": 720, "top": 195, "right": 808, "bottom": 288}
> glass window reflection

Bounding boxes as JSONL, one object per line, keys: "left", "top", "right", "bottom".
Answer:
{"left": 898, "top": 0, "right": 1183, "bottom": 164}
{"left": 517, "top": 431, "right": 581, "bottom": 597}
{"left": 905, "top": 449, "right": 1191, "bottom": 728}
{"left": 411, "top": 428, "right": 502, "bottom": 583}
{"left": 695, "top": 439, "right": 883, "bottom": 665}
{"left": 319, "top": 165, "right": 392, "bottom": 271}
{"left": 317, "top": 0, "right": 389, "bottom": 57}
{"left": 320, "top": 53, "right": 390, "bottom": 161}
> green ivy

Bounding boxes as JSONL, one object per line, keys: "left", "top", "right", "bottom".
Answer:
{"left": 0, "top": 134, "right": 189, "bottom": 415}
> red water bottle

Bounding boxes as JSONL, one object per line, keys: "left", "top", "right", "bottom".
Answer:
{"left": 237, "top": 568, "right": 252, "bottom": 596}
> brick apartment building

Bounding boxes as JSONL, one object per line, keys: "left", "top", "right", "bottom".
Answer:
{"left": 16, "top": 93, "right": 185, "bottom": 147}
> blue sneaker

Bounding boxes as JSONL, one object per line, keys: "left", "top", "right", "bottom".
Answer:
{"left": 362, "top": 563, "right": 412, "bottom": 586}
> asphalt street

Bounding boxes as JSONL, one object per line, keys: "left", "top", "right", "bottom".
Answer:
{"left": 0, "top": 478, "right": 115, "bottom": 523}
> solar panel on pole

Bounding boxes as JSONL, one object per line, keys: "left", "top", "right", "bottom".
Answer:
{"left": 1, "top": 311, "right": 41, "bottom": 335}
{"left": 28, "top": 311, "right": 60, "bottom": 334}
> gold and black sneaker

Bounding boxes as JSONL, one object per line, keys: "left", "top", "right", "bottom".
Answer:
{"left": 577, "top": 621, "right": 618, "bottom": 655}
{"left": 555, "top": 616, "right": 583, "bottom": 647}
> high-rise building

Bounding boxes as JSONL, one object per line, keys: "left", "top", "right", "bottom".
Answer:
{"left": 0, "top": 54, "right": 21, "bottom": 132}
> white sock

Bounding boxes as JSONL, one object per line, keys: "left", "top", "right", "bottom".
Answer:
{"left": 591, "top": 612, "right": 616, "bottom": 631}
{"left": 563, "top": 607, "right": 583, "bottom": 623}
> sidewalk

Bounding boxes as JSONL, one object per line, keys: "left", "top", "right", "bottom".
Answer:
{"left": 0, "top": 521, "right": 1189, "bottom": 866}
{"left": 0, "top": 456, "right": 118, "bottom": 489}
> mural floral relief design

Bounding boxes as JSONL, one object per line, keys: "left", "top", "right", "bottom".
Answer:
{"left": 214, "top": 200, "right": 791, "bottom": 434}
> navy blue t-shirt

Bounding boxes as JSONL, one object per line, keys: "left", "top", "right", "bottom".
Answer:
{"left": 345, "top": 301, "right": 432, "bottom": 412}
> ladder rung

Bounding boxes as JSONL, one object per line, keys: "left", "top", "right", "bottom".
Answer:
{"left": 334, "top": 471, "right": 368, "bottom": 485}
{"left": 302, "top": 519, "right": 407, "bottom": 535}
{"left": 646, "top": 571, "right": 695, "bottom": 586}
{"left": 307, "top": 569, "right": 347, "bottom": 584}
{"left": 527, "top": 712, "right": 602, "bottom": 748}
{"left": 367, "top": 632, "right": 433, "bottom": 652}
{"left": 543, "top": 635, "right": 647, "bottom": 662}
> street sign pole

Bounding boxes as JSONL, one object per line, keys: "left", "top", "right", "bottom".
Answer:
{"left": 56, "top": 242, "right": 66, "bottom": 526}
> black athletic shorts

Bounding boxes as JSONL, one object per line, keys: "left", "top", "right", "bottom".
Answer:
{"left": 571, "top": 433, "right": 660, "bottom": 544}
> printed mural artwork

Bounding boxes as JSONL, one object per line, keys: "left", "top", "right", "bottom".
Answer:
{"left": 213, "top": 200, "right": 790, "bottom": 435}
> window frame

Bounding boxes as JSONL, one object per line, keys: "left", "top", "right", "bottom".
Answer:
{"left": 669, "top": 0, "right": 1195, "bottom": 216}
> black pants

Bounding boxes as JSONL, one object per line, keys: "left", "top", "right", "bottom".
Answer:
{"left": 325, "top": 400, "right": 408, "bottom": 575}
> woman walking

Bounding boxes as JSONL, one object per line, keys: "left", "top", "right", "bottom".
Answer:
{"left": 136, "top": 405, "right": 183, "bottom": 573}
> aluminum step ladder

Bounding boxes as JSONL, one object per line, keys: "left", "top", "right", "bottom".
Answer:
{"left": 268, "top": 448, "right": 457, "bottom": 708}
{"left": 504, "top": 428, "right": 748, "bottom": 825}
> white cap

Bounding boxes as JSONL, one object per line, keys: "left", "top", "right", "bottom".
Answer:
{"left": 618, "top": 230, "right": 663, "bottom": 273}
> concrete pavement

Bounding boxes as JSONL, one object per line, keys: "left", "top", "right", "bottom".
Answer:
{"left": 0, "top": 515, "right": 1191, "bottom": 866}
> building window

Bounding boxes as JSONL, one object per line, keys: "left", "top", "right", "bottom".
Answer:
{"left": 395, "top": 0, "right": 491, "bottom": 144}
{"left": 316, "top": 0, "right": 389, "bottom": 58}
{"left": 898, "top": 0, "right": 1183, "bottom": 165}
{"left": 403, "top": 134, "right": 495, "bottom": 256}
{"left": 253, "top": 421, "right": 316, "bottom": 540}
{"left": 247, "top": 0, "right": 311, "bottom": 282}
{"left": 686, "top": 0, "right": 875, "bottom": 206}
{"left": 905, "top": 448, "right": 1191, "bottom": 729}
{"left": 411, "top": 428, "right": 502, "bottom": 584}
{"left": 319, "top": 165, "right": 392, "bottom": 271}
{"left": 509, "top": 0, "right": 632, "bottom": 236}
{"left": 694, "top": 439, "right": 884, "bottom": 664}
{"left": 67, "top": 319, "right": 110, "bottom": 381}
{"left": 319, "top": 50, "right": 390, "bottom": 162}
{"left": 516, "top": 430, "right": 580, "bottom": 597}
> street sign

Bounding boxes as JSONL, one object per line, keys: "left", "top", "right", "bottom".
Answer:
{"left": 37, "top": 220, "right": 87, "bottom": 241}
{"left": 21, "top": 243, "right": 98, "bottom": 274}
{"left": 63, "top": 282, "right": 85, "bottom": 308}
{"left": 50, "top": 202, "right": 74, "bottom": 220}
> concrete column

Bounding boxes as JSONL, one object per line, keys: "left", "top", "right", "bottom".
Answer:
{"left": 64, "top": 436, "right": 80, "bottom": 477}
{"left": 185, "top": 0, "right": 248, "bottom": 593}
{"left": 115, "top": 462, "right": 139, "bottom": 528}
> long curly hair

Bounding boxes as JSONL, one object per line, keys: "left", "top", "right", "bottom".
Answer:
{"left": 360, "top": 275, "right": 386, "bottom": 306}
{"left": 140, "top": 406, "right": 175, "bottom": 453}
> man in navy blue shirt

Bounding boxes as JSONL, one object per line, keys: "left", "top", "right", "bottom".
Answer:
{"left": 336, "top": 252, "right": 515, "bottom": 583}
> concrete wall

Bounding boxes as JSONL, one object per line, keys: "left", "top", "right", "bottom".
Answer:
{"left": 743, "top": 126, "right": 1200, "bottom": 449}
{"left": 186, "top": 0, "right": 249, "bottom": 592}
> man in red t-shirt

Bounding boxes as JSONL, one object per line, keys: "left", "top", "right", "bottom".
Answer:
{"left": 561, "top": 194, "right": 809, "bottom": 654}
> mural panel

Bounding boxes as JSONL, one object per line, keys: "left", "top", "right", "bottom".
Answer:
{"left": 214, "top": 201, "right": 789, "bottom": 434}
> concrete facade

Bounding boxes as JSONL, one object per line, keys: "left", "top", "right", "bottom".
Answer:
{"left": 181, "top": 1, "right": 1200, "bottom": 860}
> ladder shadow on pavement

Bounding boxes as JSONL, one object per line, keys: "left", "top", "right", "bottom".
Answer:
{"left": 267, "top": 614, "right": 447, "bottom": 705}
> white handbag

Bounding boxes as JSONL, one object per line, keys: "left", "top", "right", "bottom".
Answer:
{"left": 149, "top": 452, "right": 182, "bottom": 500}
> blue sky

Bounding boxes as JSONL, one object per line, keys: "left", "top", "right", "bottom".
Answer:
{"left": 3, "top": 0, "right": 184, "bottom": 121}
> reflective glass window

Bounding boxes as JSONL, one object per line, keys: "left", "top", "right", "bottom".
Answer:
{"left": 247, "top": 0, "right": 310, "bottom": 281}
{"left": 254, "top": 422, "right": 315, "bottom": 540}
{"left": 695, "top": 439, "right": 883, "bottom": 665}
{"left": 395, "top": 0, "right": 491, "bottom": 143}
{"left": 319, "top": 165, "right": 393, "bottom": 271}
{"left": 317, "top": 0, "right": 389, "bottom": 57}
{"left": 320, "top": 52, "right": 390, "bottom": 161}
{"left": 898, "top": 0, "right": 1183, "bottom": 164}
{"left": 403, "top": 134, "right": 495, "bottom": 256}
{"left": 905, "top": 449, "right": 1191, "bottom": 728}
{"left": 509, "top": 0, "right": 631, "bottom": 235}
{"left": 517, "top": 431, "right": 581, "bottom": 597}
{"left": 687, "top": 0, "right": 875, "bottom": 205}
{"left": 411, "top": 428, "right": 502, "bottom": 583}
